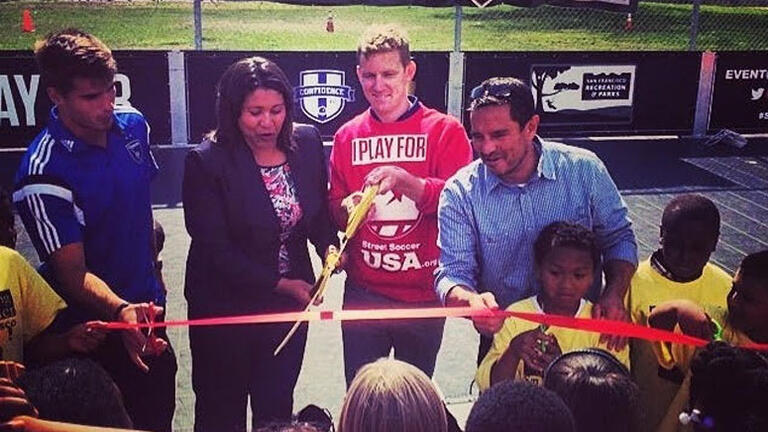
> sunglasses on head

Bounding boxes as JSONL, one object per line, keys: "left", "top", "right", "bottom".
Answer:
{"left": 469, "top": 82, "right": 514, "bottom": 101}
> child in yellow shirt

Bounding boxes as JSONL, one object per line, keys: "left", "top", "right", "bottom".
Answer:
{"left": 476, "top": 221, "right": 629, "bottom": 391}
{"left": 648, "top": 249, "right": 768, "bottom": 432}
{"left": 626, "top": 194, "right": 731, "bottom": 432}
{"left": 0, "top": 188, "right": 105, "bottom": 364}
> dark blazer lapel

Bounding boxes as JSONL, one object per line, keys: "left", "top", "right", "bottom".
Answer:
{"left": 287, "top": 145, "right": 312, "bottom": 219}
{"left": 232, "top": 141, "right": 279, "bottom": 230}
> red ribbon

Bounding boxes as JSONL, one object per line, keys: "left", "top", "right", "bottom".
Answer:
{"left": 101, "top": 306, "right": 768, "bottom": 351}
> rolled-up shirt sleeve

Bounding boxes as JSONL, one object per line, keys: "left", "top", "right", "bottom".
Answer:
{"left": 434, "top": 177, "right": 480, "bottom": 304}
{"left": 590, "top": 158, "right": 638, "bottom": 266}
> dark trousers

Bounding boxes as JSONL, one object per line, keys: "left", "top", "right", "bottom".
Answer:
{"left": 93, "top": 328, "right": 177, "bottom": 432}
{"left": 477, "top": 334, "right": 493, "bottom": 366}
{"left": 190, "top": 321, "right": 307, "bottom": 432}
{"left": 341, "top": 280, "right": 445, "bottom": 387}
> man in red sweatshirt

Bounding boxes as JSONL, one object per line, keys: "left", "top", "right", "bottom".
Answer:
{"left": 329, "top": 23, "right": 473, "bottom": 387}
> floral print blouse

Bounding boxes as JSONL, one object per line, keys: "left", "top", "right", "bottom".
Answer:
{"left": 260, "top": 163, "right": 303, "bottom": 275}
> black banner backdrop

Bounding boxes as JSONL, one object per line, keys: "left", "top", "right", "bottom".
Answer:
{"left": 0, "top": 51, "right": 171, "bottom": 149}
{"left": 0, "top": 51, "right": 46, "bottom": 149}
{"left": 464, "top": 52, "right": 701, "bottom": 136}
{"left": 185, "top": 51, "right": 449, "bottom": 143}
{"left": 709, "top": 51, "right": 768, "bottom": 134}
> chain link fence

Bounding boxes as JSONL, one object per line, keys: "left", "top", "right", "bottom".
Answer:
{"left": 188, "top": 0, "right": 768, "bottom": 51}
{"left": 0, "top": 1, "right": 763, "bottom": 51}
{"left": 459, "top": 0, "right": 768, "bottom": 51}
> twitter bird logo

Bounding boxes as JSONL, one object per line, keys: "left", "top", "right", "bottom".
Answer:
{"left": 752, "top": 88, "right": 765, "bottom": 101}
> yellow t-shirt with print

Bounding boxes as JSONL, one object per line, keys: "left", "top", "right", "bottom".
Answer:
{"left": 476, "top": 296, "right": 629, "bottom": 392}
{"left": 626, "top": 259, "right": 731, "bottom": 432}
{"left": 652, "top": 305, "right": 751, "bottom": 432}
{"left": 0, "top": 246, "right": 66, "bottom": 362}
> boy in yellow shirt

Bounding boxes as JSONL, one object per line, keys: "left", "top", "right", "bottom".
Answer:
{"left": 648, "top": 249, "right": 768, "bottom": 431}
{"left": 626, "top": 194, "right": 731, "bottom": 432}
{"left": 476, "top": 222, "right": 629, "bottom": 391}
{"left": 0, "top": 188, "right": 104, "bottom": 364}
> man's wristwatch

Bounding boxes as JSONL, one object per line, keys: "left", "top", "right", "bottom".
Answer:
{"left": 113, "top": 302, "right": 130, "bottom": 321}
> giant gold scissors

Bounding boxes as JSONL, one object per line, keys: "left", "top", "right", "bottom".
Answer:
{"left": 274, "top": 184, "right": 379, "bottom": 356}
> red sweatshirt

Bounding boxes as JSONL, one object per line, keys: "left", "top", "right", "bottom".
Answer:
{"left": 329, "top": 103, "right": 472, "bottom": 302}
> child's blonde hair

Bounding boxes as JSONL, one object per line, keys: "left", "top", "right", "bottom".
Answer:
{"left": 338, "top": 358, "right": 447, "bottom": 432}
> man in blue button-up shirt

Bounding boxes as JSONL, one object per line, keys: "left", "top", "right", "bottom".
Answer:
{"left": 435, "top": 77, "right": 638, "bottom": 362}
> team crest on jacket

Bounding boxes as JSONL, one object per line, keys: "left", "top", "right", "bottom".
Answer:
{"left": 294, "top": 70, "right": 355, "bottom": 124}
{"left": 125, "top": 139, "right": 144, "bottom": 164}
{"left": 367, "top": 191, "right": 422, "bottom": 239}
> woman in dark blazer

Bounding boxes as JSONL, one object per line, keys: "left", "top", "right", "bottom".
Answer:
{"left": 182, "top": 56, "right": 338, "bottom": 432}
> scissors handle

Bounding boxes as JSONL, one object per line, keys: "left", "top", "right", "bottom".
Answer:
{"left": 141, "top": 302, "right": 156, "bottom": 354}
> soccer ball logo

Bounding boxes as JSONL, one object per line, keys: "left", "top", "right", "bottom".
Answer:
{"left": 366, "top": 191, "right": 422, "bottom": 239}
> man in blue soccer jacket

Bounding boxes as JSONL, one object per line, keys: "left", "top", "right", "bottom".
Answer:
{"left": 13, "top": 29, "right": 176, "bottom": 432}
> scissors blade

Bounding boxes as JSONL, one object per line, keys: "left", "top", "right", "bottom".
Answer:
{"left": 274, "top": 318, "right": 304, "bottom": 356}
{"left": 275, "top": 270, "right": 332, "bottom": 356}
{"left": 275, "top": 186, "right": 376, "bottom": 356}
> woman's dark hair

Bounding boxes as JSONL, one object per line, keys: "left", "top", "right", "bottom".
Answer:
{"left": 209, "top": 56, "right": 296, "bottom": 153}
{"left": 543, "top": 349, "right": 640, "bottom": 432}
{"left": 533, "top": 221, "right": 600, "bottom": 268}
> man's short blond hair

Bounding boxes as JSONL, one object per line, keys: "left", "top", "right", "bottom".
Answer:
{"left": 357, "top": 24, "right": 411, "bottom": 66}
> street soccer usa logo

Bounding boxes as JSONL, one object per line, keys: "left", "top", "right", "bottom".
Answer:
{"left": 294, "top": 70, "right": 355, "bottom": 124}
